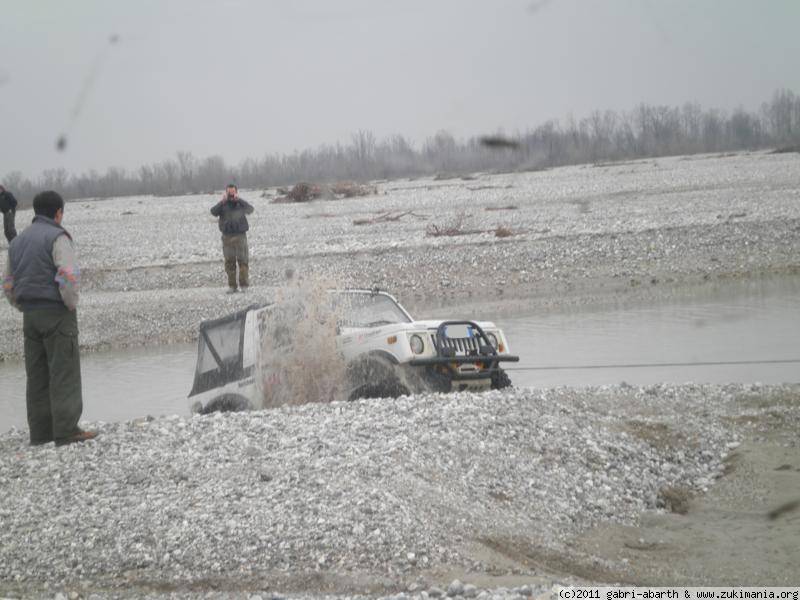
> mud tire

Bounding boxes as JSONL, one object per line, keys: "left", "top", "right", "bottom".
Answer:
{"left": 347, "top": 355, "right": 410, "bottom": 401}
{"left": 201, "top": 394, "right": 252, "bottom": 414}
{"left": 491, "top": 368, "right": 512, "bottom": 390}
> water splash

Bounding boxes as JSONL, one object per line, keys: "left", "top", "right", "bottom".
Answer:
{"left": 257, "top": 275, "right": 348, "bottom": 408}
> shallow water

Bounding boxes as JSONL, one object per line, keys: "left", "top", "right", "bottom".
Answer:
{"left": 0, "top": 277, "right": 798, "bottom": 432}
{"left": 499, "top": 276, "right": 800, "bottom": 389}
{"left": 0, "top": 343, "right": 197, "bottom": 432}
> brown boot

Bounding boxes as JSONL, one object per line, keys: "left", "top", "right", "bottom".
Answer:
{"left": 56, "top": 430, "right": 98, "bottom": 447}
{"left": 224, "top": 258, "right": 237, "bottom": 289}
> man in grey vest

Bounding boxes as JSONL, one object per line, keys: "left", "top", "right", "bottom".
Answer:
{"left": 3, "top": 191, "right": 97, "bottom": 446}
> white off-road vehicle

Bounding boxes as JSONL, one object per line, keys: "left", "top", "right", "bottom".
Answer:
{"left": 188, "top": 289, "right": 519, "bottom": 413}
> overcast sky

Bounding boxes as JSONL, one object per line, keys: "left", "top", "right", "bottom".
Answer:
{"left": 1, "top": 0, "right": 799, "bottom": 177}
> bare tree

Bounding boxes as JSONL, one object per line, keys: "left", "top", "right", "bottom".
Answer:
{"left": 176, "top": 151, "right": 197, "bottom": 192}
{"left": 5, "top": 88, "right": 799, "bottom": 202}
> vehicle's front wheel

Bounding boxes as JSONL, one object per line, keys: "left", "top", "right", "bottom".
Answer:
{"left": 491, "top": 368, "right": 512, "bottom": 390}
{"left": 347, "top": 355, "right": 410, "bottom": 401}
{"left": 200, "top": 394, "right": 252, "bottom": 414}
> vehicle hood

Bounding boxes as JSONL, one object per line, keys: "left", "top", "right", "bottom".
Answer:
{"left": 409, "top": 319, "right": 499, "bottom": 331}
{"left": 338, "top": 319, "right": 500, "bottom": 336}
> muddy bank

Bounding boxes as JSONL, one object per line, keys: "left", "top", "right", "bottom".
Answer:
{"left": 549, "top": 389, "right": 800, "bottom": 586}
{"left": 2, "top": 151, "right": 800, "bottom": 361}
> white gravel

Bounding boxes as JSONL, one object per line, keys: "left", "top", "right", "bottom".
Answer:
{"left": 2, "top": 382, "right": 796, "bottom": 598}
{"left": 1, "top": 151, "right": 798, "bottom": 597}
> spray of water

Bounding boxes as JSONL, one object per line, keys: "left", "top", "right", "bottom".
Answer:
{"left": 257, "top": 275, "right": 348, "bottom": 408}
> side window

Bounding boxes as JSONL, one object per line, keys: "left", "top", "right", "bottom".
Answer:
{"left": 197, "top": 318, "right": 245, "bottom": 374}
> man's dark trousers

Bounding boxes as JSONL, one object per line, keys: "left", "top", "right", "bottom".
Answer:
{"left": 222, "top": 233, "right": 249, "bottom": 289}
{"left": 2, "top": 208, "right": 15, "bottom": 242}
{"left": 23, "top": 308, "right": 83, "bottom": 444}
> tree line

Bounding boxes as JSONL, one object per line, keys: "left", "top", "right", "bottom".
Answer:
{"left": 5, "top": 88, "right": 800, "bottom": 204}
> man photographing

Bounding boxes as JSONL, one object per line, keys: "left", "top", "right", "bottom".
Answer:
{"left": 210, "top": 184, "right": 254, "bottom": 293}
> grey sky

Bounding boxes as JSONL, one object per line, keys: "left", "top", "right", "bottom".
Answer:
{"left": 1, "top": 0, "right": 799, "bottom": 177}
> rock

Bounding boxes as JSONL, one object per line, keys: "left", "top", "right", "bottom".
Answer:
{"left": 448, "top": 580, "right": 465, "bottom": 597}
{"left": 125, "top": 471, "right": 147, "bottom": 485}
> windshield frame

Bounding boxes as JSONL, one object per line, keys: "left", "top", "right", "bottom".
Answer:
{"left": 330, "top": 289, "right": 413, "bottom": 328}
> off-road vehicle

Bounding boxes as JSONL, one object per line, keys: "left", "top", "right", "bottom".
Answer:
{"left": 188, "top": 289, "right": 519, "bottom": 413}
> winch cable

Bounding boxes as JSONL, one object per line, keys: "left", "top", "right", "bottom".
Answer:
{"left": 505, "top": 357, "right": 800, "bottom": 371}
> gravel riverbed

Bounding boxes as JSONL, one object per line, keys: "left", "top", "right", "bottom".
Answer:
{"left": 1, "top": 151, "right": 799, "bottom": 597}
{"left": 3, "top": 383, "right": 797, "bottom": 598}
{"left": 2, "top": 151, "right": 800, "bottom": 360}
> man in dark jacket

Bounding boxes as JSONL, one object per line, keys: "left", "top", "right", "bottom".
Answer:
{"left": 0, "top": 184, "right": 18, "bottom": 243}
{"left": 4, "top": 190, "right": 97, "bottom": 446}
{"left": 210, "top": 184, "right": 254, "bottom": 293}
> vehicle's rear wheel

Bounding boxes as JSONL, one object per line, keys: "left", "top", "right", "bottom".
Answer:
{"left": 491, "top": 368, "right": 512, "bottom": 390}
{"left": 347, "top": 355, "right": 410, "bottom": 401}
{"left": 201, "top": 394, "right": 252, "bottom": 414}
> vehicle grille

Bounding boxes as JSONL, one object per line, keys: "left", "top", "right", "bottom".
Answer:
{"left": 430, "top": 331, "right": 481, "bottom": 356}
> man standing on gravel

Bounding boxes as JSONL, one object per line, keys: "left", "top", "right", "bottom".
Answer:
{"left": 0, "top": 184, "right": 18, "bottom": 243}
{"left": 3, "top": 191, "right": 97, "bottom": 447}
{"left": 210, "top": 183, "right": 254, "bottom": 293}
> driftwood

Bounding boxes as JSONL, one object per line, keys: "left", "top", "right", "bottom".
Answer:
{"left": 425, "top": 212, "right": 525, "bottom": 238}
{"left": 272, "top": 182, "right": 326, "bottom": 203}
{"left": 349, "top": 208, "right": 524, "bottom": 238}
{"left": 330, "top": 181, "right": 377, "bottom": 198}
{"left": 424, "top": 212, "right": 479, "bottom": 237}
{"left": 273, "top": 181, "right": 378, "bottom": 203}
{"left": 493, "top": 225, "right": 517, "bottom": 238}
{"left": 353, "top": 211, "right": 427, "bottom": 226}
{"left": 485, "top": 204, "right": 519, "bottom": 211}
{"left": 425, "top": 223, "right": 484, "bottom": 237}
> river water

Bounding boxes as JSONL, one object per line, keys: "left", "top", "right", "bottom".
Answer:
{"left": 0, "top": 343, "right": 197, "bottom": 432}
{"left": 499, "top": 276, "right": 799, "bottom": 389}
{"left": 1, "top": 277, "right": 798, "bottom": 432}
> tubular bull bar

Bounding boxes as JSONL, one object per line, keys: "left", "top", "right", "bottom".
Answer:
{"left": 408, "top": 320, "right": 519, "bottom": 378}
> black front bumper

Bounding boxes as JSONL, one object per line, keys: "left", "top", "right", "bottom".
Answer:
{"left": 408, "top": 320, "right": 519, "bottom": 381}
{"left": 409, "top": 355, "right": 520, "bottom": 367}
{"left": 409, "top": 355, "right": 519, "bottom": 380}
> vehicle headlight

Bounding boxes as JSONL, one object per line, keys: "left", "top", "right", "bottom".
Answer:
{"left": 409, "top": 334, "right": 425, "bottom": 355}
{"left": 486, "top": 332, "right": 499, "bottom": 349}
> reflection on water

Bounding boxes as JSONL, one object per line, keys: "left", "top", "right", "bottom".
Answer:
{"left": 499, "top": 276, "right": 800, "bottom": 388}
{"left": 0, "top": 277, "right": 798, "bottom": 432}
